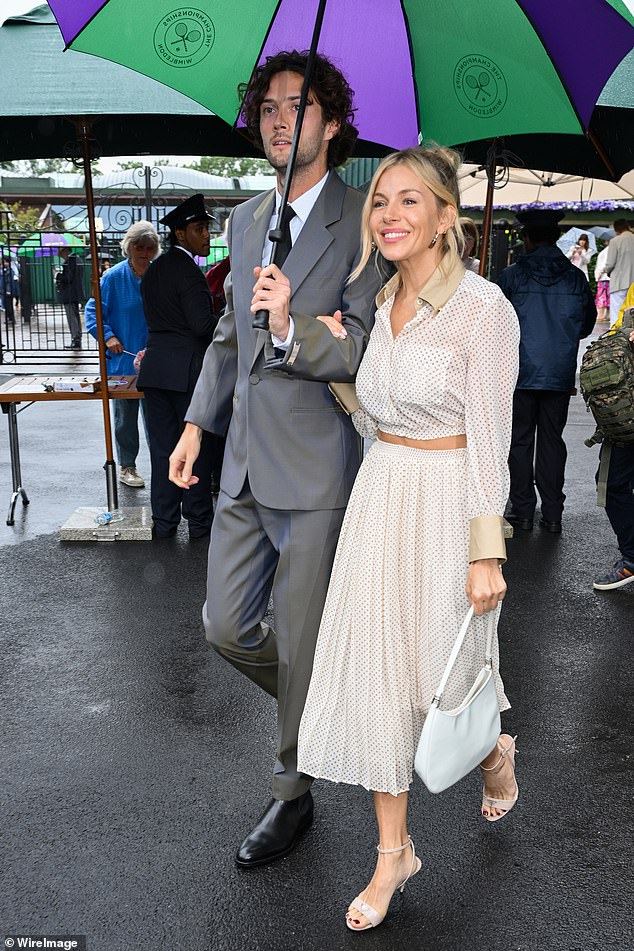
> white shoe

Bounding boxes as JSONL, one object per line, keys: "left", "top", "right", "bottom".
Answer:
{"left": 119, "top": 466, "right": 145, "bottom": 488}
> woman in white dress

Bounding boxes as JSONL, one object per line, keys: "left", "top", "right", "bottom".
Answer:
{"left": 297, "top": 146, "right": 521, "bottom": 931}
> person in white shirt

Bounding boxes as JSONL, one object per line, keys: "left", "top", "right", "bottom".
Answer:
{"left": 298, "top": 145, "right": 521, "bottom": 932}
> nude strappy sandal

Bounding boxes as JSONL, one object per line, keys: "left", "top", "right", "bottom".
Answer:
{"left": 345, "top": 836, "right": 422, "bottom": 932}
{"left": 480, "top": 734, "right": 519, "bottom": 822}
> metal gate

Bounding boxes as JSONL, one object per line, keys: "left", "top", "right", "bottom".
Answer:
{"left": 0, "top": 228, "right": 227, "bottom": 366}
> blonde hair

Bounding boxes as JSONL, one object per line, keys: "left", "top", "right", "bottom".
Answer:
{"left": 459, "top": 216, "right": 479, "bottom": 256}
{"left": 350, "top": 145, "right": 464, "bottom": 286}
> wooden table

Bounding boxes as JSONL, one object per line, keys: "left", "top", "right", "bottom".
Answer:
{"left": 0, "top": 374, "right": 142, "bottom": 526}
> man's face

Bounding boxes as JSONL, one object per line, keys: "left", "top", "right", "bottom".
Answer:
{"left": 176, "top": 219, "right": 211, "bottom": 258}
{"left": 259, "top": 70, "right": 338, "bottom": 177}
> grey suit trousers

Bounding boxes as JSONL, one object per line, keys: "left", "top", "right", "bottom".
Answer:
{"left": 203, "top": 481, "right": 345, "bottom": 800}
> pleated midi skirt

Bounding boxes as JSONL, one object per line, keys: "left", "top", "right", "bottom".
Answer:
{"left": 297, "top": 440, "right": 510, "bottom": 797}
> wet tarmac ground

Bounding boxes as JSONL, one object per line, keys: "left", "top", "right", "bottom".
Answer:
{"left": 1, "top": 364, "right": 632, "bottom": 951}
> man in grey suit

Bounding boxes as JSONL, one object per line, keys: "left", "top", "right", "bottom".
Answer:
{"left": 169, "top": 51, "right": 383, "bottom": 867}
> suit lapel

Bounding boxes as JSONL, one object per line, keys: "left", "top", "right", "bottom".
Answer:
{"left": 250, "top": 173, "right": 346, "bottom": 364}
{"left": 282, "top": 171, "right": 344, "bottom": 295}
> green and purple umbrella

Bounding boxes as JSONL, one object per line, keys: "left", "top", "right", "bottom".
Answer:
{"left": 48, "top": 0, "right": 633, "bottom": 161}
{"left": 16, "top": 231, "right": 85, "bottom": 256}
{"left": 43, "top": 0, "right": 634, "bottom": 505}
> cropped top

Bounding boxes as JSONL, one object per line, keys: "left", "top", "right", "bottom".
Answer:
{"left": 353, "top": 262, "right": 520, "bottom": 561}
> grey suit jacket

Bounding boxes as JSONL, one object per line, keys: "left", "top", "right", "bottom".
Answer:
{"left": 186, "top": 171, "right": 383, "bottom": 511}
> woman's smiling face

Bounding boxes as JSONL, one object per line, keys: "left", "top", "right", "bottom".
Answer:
{"left": 370, "top": 163, "right": 452, "bottom": 268}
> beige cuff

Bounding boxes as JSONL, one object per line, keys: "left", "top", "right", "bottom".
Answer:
{"left": 469, "top": 515, "right": 507, "bottom": 564}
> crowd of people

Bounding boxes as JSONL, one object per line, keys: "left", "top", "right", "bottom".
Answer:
{"left": 75, "top": 48, "right": 634, "bottom": 932}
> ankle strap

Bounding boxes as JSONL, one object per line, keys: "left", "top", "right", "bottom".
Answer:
{"left": 377, "top": 836, "right": 412, "bottom": 855}
{"left": 480, "top": 735, "right": 517, "bottom": 772}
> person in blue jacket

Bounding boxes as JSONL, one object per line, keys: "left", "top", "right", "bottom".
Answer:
{"left": 498, "top": 209, "right": 596, "bottom": 533}
{"left": 85, "top": 221, "right": 160, "bottom": 488}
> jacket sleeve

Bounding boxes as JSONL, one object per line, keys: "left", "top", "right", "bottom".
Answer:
{"left": 185, "top": 217, "right": 238, "bottom": 436}
{"left": 57, "top": 259, "right": 73, "bottom": 286}
{"left": 606, "top": 240, "right": 617, "bottom": 275}
{"left": 272, "top": 254, "right": 383, "bottom": 382}
{"left": 180, "top": 268, "right": 218, "bottom": 338}
{"left": 84, "top": 272, "right": 115, "bottom": 342}
{"left": 496, "top": 265, "right": 515, "bottom": 301}
{"left": 580, "top": 277, "right": 597, "bottom": 337}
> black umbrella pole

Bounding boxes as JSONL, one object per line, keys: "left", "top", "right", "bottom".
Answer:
{"left": 479, "top": 174, "right": 495, "bottom": 279}
{"left": 77, "top": 120, "right": 118, "bottom": 512}
{"left": 253, "top": 0, "right": 328, "bottom": 330}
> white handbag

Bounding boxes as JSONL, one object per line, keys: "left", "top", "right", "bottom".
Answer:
{"left": 414, "top": 606, "right": 501, "bottom": 794}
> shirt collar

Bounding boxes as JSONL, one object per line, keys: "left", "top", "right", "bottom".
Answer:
{"left": 175, "top": 244, "right": 195, "bottom": 260}
{"left": 377, "top": 254, "right": 466, "bottom": 312}
{"left": 274, "top": 170, "right": 330, "bottom": 224}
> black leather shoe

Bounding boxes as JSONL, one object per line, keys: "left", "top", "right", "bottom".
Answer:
{"left": 236, "top": 791, "right": 314, "bottom": 868}
{"left": 506, "top": 515, "right": 534, "bottom": 531}
{"left": 539, "top": 518, "right": 562, "bottom": 533}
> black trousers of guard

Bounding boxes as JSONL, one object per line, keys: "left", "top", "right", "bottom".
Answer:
{"left": 142, "top": 386, "right": 215, "bottom": 537}
{"left": 508, "top": 389, "right": 571, "bottom": 523}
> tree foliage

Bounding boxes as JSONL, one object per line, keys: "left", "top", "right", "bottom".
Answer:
{"left": 1, "top": 158, "right": 72, "bottom": 176}
{"left": 0, "top": 201, "right": 45, "bottom": 234}
{"left": 1, "top": 158, "right": 103, "bottom": 177}
{"left": 185, "top": 156, "right": 270, "bottom": 178}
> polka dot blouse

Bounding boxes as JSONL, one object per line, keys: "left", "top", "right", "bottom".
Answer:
{"left": 353, "top": 269, "right": 520, "bottom": 522}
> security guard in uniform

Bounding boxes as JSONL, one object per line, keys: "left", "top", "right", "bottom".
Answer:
{"left": 138, "top": 194, "right": 218, "bottom": 539}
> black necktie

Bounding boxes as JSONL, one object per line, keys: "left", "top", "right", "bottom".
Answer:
{"left": 271, "top": 205, "right": 296, "bottom": 357}
{"left": 273, "top": 204, "right": 296, "bottom": 267}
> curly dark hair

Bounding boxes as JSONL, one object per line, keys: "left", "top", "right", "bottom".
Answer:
{"left": 238, "top": 50, "right": 358, "bottom": 168}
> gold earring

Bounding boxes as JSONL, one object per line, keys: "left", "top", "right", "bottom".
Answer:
{"left": 429, "top": 231, "right": 441, "bottom": 248}
{"left": 371, "top": 240, "right": 377, "bottom": 250}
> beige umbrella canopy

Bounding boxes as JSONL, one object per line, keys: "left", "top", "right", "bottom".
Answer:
{"left": 459, "top": 165, "right": 634, "bottom": 207}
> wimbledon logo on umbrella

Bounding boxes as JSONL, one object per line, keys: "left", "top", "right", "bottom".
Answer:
{"left": 453, "top": 54, "right": 507, "bottom": 119}
{"left": 153, "top": 7, "right": 215, "bottom": 68}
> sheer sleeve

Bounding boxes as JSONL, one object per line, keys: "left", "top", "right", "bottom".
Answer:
{"left": 464, "top": 289, "right": 520, "bottom": 560}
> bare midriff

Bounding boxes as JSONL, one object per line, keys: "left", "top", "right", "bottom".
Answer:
{"left": 377, "top": 430, "right": 467, "bottom": 451}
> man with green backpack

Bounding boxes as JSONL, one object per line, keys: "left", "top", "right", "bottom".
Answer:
{"left": 581, "top": 288, "right": 634, "bottom": 590}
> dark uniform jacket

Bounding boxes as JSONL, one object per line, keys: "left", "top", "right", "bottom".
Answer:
{"left": 138, "top": 246, "right": 216, "bottom": 393}
{"left": 498, "top": 246, "right": 596, "bottom": 391}
{"left": 56, "top": 253, "right": 84, "bottom": 303}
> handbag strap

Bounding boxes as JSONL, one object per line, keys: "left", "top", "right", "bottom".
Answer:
{"left": 432, "top": 606, "right": 495, "bottom": 705}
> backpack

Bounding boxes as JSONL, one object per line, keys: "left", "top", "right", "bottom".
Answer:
{"left": 579, "top": 308, "right": 634, "bottom": 505}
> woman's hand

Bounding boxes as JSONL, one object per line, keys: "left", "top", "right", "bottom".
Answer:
{"left": 106, "top": 335, "right": 123, "bottom": 354}
{"left": 316, "top": 309, "right": 347, "bottom": 340}
{"left": 466, "top": 558, "right": 506, "bottom": 616}
{"left": 133, "top": 349, "right": 145, "bottom": 372}
{"left": 251, "top": 264, "right": 291, "bottom": 339}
